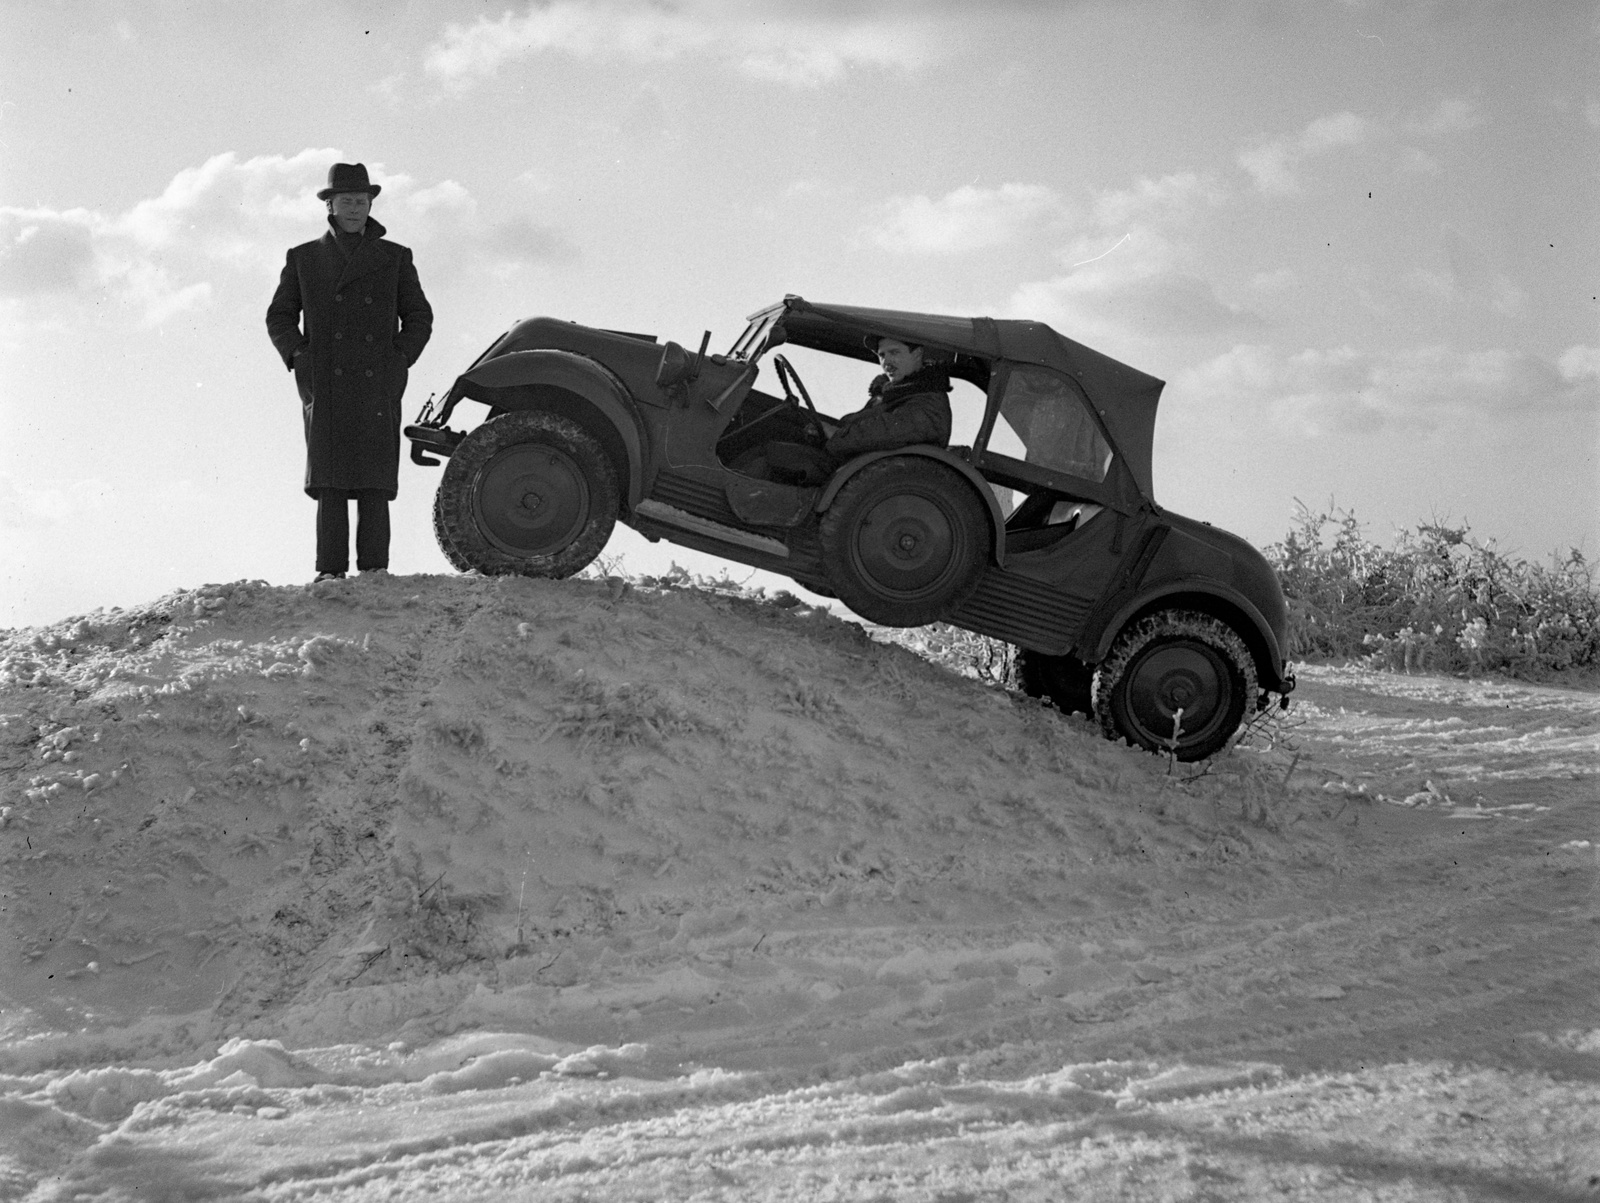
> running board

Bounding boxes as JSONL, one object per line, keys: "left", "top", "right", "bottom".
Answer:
{"left": 633, "top": 499, "right": 790, "bottom": 558}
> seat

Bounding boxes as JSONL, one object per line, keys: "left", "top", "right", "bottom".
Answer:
{"left": 1003, "top": 493, "right": 1099, "bottom": 554}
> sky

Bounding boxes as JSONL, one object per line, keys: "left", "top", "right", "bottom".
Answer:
{"left": 1, "top": 0, "right": 1596, "bottom": 630}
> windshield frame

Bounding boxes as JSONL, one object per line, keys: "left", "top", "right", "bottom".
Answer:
{"left": 728, "top": 304, "right": 787, "bottom": 361}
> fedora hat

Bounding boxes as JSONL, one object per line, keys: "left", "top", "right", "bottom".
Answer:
{"left": 317, "top": 162, "right": 381, "bottom": 201}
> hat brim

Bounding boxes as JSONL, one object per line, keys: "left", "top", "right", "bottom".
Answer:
{"left": 863, "top": 334, "right": 917, "bottom": 352}
{"left": 317, "top": 184, "right": 381, "bottom": 201}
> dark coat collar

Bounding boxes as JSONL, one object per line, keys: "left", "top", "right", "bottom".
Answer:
{"left": 321, "top": 215, "right": 392, "bottom": 284}
{"left": 870, "top": 363, "right": 952, "bottom": 403}
{"left": 324, "top": 214, "right": 388, "bottom": 241}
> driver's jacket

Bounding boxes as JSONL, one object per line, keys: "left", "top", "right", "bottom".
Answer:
{"left": 824, "top": 366, "right": 953, "bottom": 459}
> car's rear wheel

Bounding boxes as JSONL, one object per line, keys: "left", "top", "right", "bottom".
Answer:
{"left": 1094, "top": 610, "right": 1257, "bottom": 762}
{"left": 434, "top": 410, "right": 618, "bottom": 578}
{"left": 818, "top": 457, "right": 989, "bottom": 627}
{"left": 1017, "top": 649, "right": 1095, "bottom": 717}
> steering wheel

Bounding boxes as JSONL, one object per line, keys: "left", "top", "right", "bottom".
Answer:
{"left": 772, "top": 355, "right": 826, "bottom": 443}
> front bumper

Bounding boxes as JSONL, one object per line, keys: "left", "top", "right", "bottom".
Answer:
{"left": 404, "top": 423, "right": 464, "bottom": 467}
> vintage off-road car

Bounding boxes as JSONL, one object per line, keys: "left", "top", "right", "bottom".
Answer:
{"left": 406, "top": 296, "right": 1294, "bottom": 760}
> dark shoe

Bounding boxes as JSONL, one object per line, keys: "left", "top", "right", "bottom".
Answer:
{"left": 314, "top": 571, "right": 346, "bottom": 582}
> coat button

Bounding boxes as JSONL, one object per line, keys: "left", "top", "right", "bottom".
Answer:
{"left": 334, "top": 331, "right": 342, "bottom": 339}
{"left": 364, "top": 297, "right": 372, "bottom": 304}
{"left": 334, "top": 368, "right": 343, "bottom": 376}
{"left": 365, "top": 334, "right": 373, "bottom": 342}
{"left": 335, "top": 294, "right": 343, "bottom": 301}
{"left": 365, "top": 370, "right": 374, "bottom": 377}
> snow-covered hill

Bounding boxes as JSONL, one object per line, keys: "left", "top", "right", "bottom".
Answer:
{"left": 2, "top": 573, "right": 1596, "bottom": 1200}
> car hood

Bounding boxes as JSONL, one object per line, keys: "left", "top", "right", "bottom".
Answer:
{"left": 772, "top": 297, "right": 1165, "bottom": 502}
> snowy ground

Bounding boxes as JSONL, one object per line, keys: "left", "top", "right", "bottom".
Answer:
{"left": 1, "top": 573, "right": 1596, "bottom": 1201}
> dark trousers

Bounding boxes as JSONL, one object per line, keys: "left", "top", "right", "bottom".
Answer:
{"left": 314, "top": 489, "right": 390, "bottom": 574}
{"left": 763, "top": 441, "right": 841, "bottom": 487}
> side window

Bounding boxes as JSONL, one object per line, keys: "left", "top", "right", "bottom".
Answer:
{"left": 998, "top": 368, "right": 1113, "bottom": 483}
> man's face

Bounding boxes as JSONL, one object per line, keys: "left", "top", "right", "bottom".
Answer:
{"left": 327, "top": 191, "right": 372, "bottom": 233}
{"left": 875, "top": 339, "right": 924, "bottom": 383}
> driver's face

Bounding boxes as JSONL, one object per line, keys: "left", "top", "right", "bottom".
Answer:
{"left": 876, "top": 339, "right": 923, "bottom": 383}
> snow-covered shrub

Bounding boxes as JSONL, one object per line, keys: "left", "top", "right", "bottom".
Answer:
{"left": 1266, "top": 501, "right": 1600, "bottom": 680}
{"left": 878, "top": 624, "right": 1017, "bottom": 687}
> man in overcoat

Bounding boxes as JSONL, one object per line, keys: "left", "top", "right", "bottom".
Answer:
{"left": 266, "top": 162, "right": 433, "bottom": 580}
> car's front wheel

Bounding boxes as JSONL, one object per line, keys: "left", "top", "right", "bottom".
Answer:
{"left": 1093, "top": 610, "right": 1257, "bottom": 761}
{"left": 432, "top": 486, "right": 469, "bottom": 572}
{"left": 818, "top": 457, "right": 989, "bottom": 627}
{"left": 434, "top": 410, "right": 618, "bottom": 578}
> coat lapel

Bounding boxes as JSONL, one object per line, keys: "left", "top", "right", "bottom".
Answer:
{"left": 329, "top": 216, "right": 393, "bottom": 288}
{"left": 337, "top": 237, "right": 392, "bottom": 288}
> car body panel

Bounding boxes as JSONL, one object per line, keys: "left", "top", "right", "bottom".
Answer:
{"left": 453, "top": 348, "right": 650, "bottom": 511}
{"left": 948, "top": 506, "right": 1144, "bottom": 655}
{"left": 1076, "top": 515, "right": 1291, "bottom": 691}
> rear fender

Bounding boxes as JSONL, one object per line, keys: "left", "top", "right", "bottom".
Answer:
{"left": 1082, "top": 579, "right": 1289, "bottom": 694}
{"left": 817, "top": 446, "right": 1008, "bottom": 568}
{"left": 456, "top": 350, "right": 646, "bottom": 510}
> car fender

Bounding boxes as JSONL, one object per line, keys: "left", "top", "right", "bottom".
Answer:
{"left": 456, "top": 350, "right": 646, "bottom": 511}
{"left": 816, "top": 446, "right": 1009, "bottom": 567}
{"left": 1082, "top": 576, "right": 1289, "bottom": 692}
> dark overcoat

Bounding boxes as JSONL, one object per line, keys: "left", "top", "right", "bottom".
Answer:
{"left": 266, "top": 216, "right": 432, "bottom": 499}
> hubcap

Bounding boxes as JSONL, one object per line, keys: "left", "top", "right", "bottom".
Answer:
{"left": 851, "top": 492, "right": 957, "bottom": 597}
{"left": 1124, "top": 640, "right": 1231, "bottom": 748}
{"left": 474, "top": 444, "right": 589, "bottom": 556}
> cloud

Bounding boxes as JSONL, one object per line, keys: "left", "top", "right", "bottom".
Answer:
{"left": 118, "top": 148, "right": 337, "bottom": 266}
{"left": 998, "top": 171, "right": 1252, "bottom": 350}
{"left": 1440, "top": 226, "right": 1525, "bottom": 314}
{"left": 0, "top": 152, "right": 576, "bottom": 325}
{"left": 1089, "top": 171, "right": 1227, "bottom": 230}
{"left": 374, "top": 177, "right": 580, "bottom": 275}
{"left": 487, "top": 216, "right": 581, "bottom": 268}
{"left": 1241, "top": 99, "right": 1480, "bottom": 195}
{"left": 863, "top": 184, "right": 1061, "bottom": 255}
{"left": 1559, "top": 345, "right": 1600, "bottom": 382}
{"left": 1010, "top": 268, "right": 1262, "bottom": 348}
{"left": 423, "top": 0, "right": 942, "bottom": 89}
{"left": 1238, "top": 112, "right": 1368, "bottom": 195}
{"left": 1404, "top": 228, "right": 1526, "bottom": 315}
{"left": 0, "top": 209, "right": 98, "bottom": 296}
{"left": 0, "top": 204, "right": 216, "bottom": 326}
{"left": 1174, "top": 343, "right": 1595, "bottom": 437}
{"left": 1404, "top": 96, "right": 1481, "bottom": 137}
{"left": 0, "top": 149, "right": 338, "bottom": 325}
{"left": 0, "top": 475, "right": 116, "bottom": 532}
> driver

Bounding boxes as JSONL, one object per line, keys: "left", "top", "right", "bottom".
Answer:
{"left": 762, "top": 336, "right": 953, "bottom": 486}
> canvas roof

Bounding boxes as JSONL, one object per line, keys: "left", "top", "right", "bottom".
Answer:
{"left": 768, "top": 296, "right": 1165, "bottom": 501}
